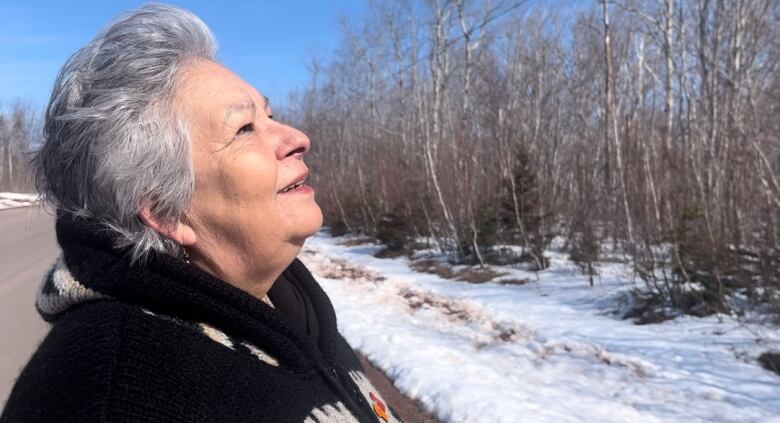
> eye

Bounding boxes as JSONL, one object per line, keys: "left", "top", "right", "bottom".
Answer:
{"left": 268, "top": 115, "right": 274, "bottom": 120}
{"left": 236, "top": 123, "right": 254, "bottom": 136}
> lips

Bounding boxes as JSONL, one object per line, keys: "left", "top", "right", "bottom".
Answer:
{"left": 278, "top": 170, "right": 309, "bottom": 194}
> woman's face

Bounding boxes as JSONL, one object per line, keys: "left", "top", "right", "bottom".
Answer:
{"left": 175, "top": 60, "right": 322, "bottom": 291}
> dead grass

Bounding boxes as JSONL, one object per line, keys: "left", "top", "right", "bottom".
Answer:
{"left": 337, "top": 237, "right": 374, "bottom": 247}
{"left": 374, "top": 247, "right": 411, "bottom": 259}
{"left": 410, "top": 259, "right": 454, "bottom": 279}
{"left": 313, "top": 256, "right": 386, "bottom": 283}
{"left": 400, "top": 288, "right": 524, "bottom": 344}
{"left": 409, "top": 258, "right": 506, "bottom": 284}
{"left": 454, "top": 269, "right": 504, "bottom": 284}
{"left": 497, "top": 278, "right": 531, "bottom": 286}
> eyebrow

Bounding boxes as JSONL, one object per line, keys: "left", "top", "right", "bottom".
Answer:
{"left": 223, "top": 101, "right": 256, "bottom": 124}
{"left": 222, "top": 96, "right": 272, "bottom": 124}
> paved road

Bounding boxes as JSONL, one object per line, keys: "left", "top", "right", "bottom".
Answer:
{"left": 0, "top": 207, "right": 58, "bottom": 408}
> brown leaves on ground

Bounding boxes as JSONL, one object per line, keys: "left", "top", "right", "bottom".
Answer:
{"left": 409, "top": 258, "right": 506, "bottom": 284}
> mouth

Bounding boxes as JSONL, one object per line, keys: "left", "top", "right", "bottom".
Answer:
{"left": 278, "top": 172, "right": 309, "bottom": 194}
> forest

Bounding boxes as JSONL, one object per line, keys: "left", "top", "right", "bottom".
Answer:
{"left": 282, "top": 0, "right": 780, "bottom": 320}
{"left": 2, "top": 0, "right": 778, "bottom": 321}
{"left": 0, "top": 102, "right": 37, "bottom": 194}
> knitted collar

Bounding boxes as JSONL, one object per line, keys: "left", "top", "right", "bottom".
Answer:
{"left": 36, "top": 213, "right": 340, "bottom": 373}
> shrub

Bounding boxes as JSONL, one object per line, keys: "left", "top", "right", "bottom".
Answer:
{"left": 376, "top": 210, "right": 411, "bottom": 252}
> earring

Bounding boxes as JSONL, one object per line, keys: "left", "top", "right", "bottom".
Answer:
{"left": 182, "top": 248, "right": 191, "bottom": 264}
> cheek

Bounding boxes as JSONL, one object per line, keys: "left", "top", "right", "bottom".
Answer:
{"left": 215, "top": 150, "right": 278, "bottom": 203}
{"left": 189, "top": 147, "right": 278, "bottom": 227}
{"left": 190, "top": 152, "right": 281, "bottom": 246}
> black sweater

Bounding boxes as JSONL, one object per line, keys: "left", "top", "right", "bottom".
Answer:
{"left": 1, "top": 215, "right": 400, "bottom": 423}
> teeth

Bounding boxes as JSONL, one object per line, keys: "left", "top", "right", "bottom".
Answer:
{"left": 280, "top": 179, "right": 305, "bottom": 193}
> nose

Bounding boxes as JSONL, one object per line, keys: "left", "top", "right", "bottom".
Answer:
{"left": 274, "top": 121, "right": 310, "bottom": 160}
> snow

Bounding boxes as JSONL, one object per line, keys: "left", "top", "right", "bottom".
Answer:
{"left": 299, "top": 233, "right": 780, "bottom": 423}
{"left": 0, "top": 192, "right": 38, "bottom": 210}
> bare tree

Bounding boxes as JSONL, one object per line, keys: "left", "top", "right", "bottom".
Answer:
{"left": 285, "top": 0, "right": 780, "bottom": 316}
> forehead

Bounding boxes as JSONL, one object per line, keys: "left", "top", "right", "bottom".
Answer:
{"left": 175, "top": 60, "right": 268, "bottom": 121}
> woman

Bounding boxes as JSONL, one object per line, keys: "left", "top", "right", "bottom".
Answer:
{"left": 1, "top": 4, "right": 399, "bottom": 423}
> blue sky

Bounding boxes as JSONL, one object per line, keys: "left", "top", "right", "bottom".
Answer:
{"left": 0, "top": 0, "right": 364, "bottom": 110}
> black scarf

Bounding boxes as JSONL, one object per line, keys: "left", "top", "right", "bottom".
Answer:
{"left": 5, "top": 213, "right": 401, "bottom": 423}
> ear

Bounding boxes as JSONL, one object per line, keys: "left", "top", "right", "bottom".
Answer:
{"left": 138, "top": 206, "right": 197, "bottom": 246}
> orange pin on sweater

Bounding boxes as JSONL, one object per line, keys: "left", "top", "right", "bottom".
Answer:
{"left": 369, "top": 392, "right": 389, "bottom": 422}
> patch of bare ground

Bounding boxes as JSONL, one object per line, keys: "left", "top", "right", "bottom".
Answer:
{"left": 759, "top": 351, "right": 780, "bottom": 376}
{"left": 357, "top": 353, "right": 441, "bottom": 423}
{"left": 374, "top": 247, "right": 410, "bottom": 259}
{"left": 337, "top": 237, "right": 374, "bottom": 247}
{"left": 302, "top": 249, "right": 386, "bottom": 283}
{"left": 497, "top": 278, "right": 531, "bottom": 286}
{"left": 409, "top": 258, "right": 506, "bottom": 284}
{"left": 400, "top": 288, "right": 528, "bottom": 345}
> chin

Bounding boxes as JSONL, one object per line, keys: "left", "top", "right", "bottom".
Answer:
{"left": 291, "top": 203, "right": 324, "bottom": 242}
{"left": 304, "top": 205, "right": 324, "bottom": 236}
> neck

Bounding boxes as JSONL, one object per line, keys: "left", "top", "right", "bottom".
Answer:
{"left": 190, "top": 243, "right": 300, "bottom": 301}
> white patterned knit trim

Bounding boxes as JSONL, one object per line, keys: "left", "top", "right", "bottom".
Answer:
{"left": 36, "top": 255, "right": 109, "bottom": 317}
{"left": 304, "top": 401, "right": 359, "bottom": 423}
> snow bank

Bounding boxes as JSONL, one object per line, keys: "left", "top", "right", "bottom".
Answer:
{"left": 0, "top": 192, "right": 39, "bottom": 210}
{"left": 301, "top": 233, "right": 780, "bottom": 423}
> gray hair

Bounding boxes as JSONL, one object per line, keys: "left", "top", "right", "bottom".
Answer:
{"left": 33, "top": 3, "right": 217, "bottom": 263}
